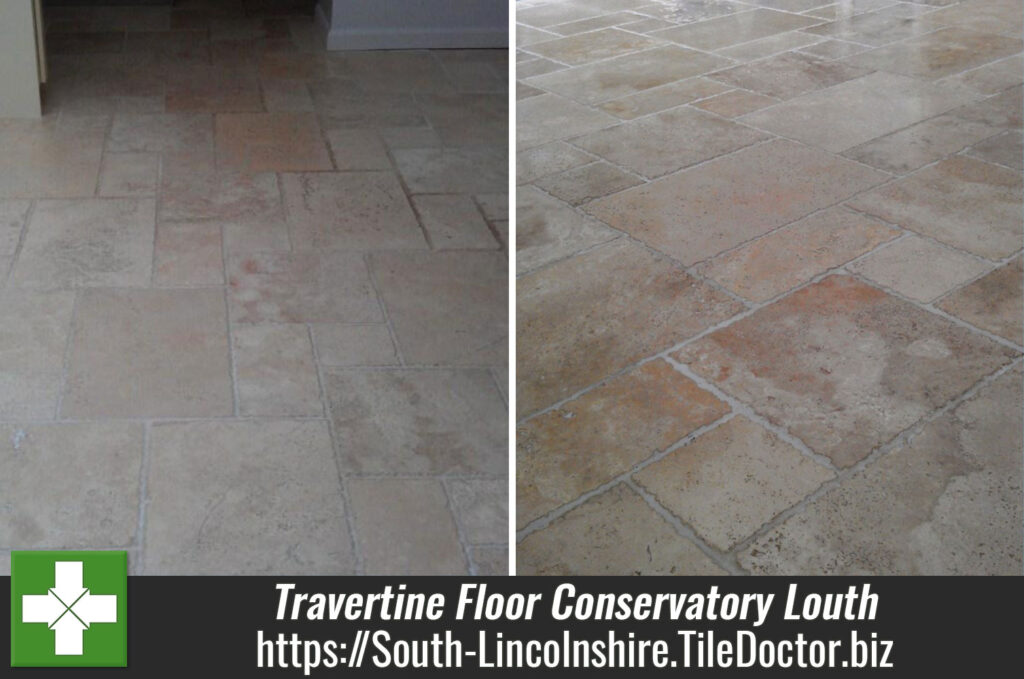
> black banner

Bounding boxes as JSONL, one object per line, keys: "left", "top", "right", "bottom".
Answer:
{"left": 1, "top": 577, "right": 1019, "bottom": 675}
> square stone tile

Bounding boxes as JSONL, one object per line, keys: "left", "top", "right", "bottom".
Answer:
{"left": 145, "top": 420, "right": 353, "bottom": 574}
{"left": 447, "top": 478, "right": 507, "bottom": 545}
{"left": 585, "top": 139, "right": 888, "bottom": 265}
{"left": 233, "top": 324, "right": 322, "bottom": 416}
{"left": 691, "top": 90, "right": 779, "bottom": 118}
{"left": 675, "top": 275, "right": 1019, "bottom": 468}
{"left": 392, "top": 147, "right": 507, "bottom": 194}
{"left": 938, "top": 257, "right": 1022, "bottom": 344}
{"left": 525, "top": 28, "right": 663, "bottom": 65}
{"left": 349, "top": 478, "right": 467, "bottom": 575}
{"left": 524, "top": 45, "right": 731, "bottom": 105}
{"left": 846, "top": 156, "right": 1023, "bottom": 260}
{"left": 518, "top": 239, "right": 743, "bottom": 415}
{"left": 635, "top": 416, "right": 833, "bottom": 550}
{"left": 471, "top": 546, "right": 507, "bottom": 575}
{"left": 0, "top": 200, "right": 30, "bottom": 257}
{"left": 846, "top": 28, "right": 1022, "bottom": 80}
{"left": 325, "top": 129, "right": 391, "bottom": 170}
{"left": 596, "top": 78, "right": 731, "bottom": 120}
{"left": 282, "top": 172, "right": 426, "bottom": 251}
{"left": 849, "top": 235, "right": 992, "bottom": 303}
{"left": 63, "top": 288, "right": 233, "bottom": 418}
{"left": 518, "top": 359, "right": 729, "bottom": 527}
{"left": 571, "top": 106, "right": 768, "bottom": 179}
{"left": 411, "top": 195, "right": 498, "bottom": 249}
{"left": 215, "top": 112, "right": 332, "bottom": 172}
{"left": 227, "top": 251, "right": 382, "bottom": 324}
{"left": 0, "top": 117, "right": 106, "bottom": 199}
{"left": 533, "top": 161, "right": 643, "bottom": 206}
{"left": 696, "top": 206, "right": 898, "bottom": 302}
{"left": 709, "top": 52, "right": 870, "bottom": 100}
{"left": 965, "top": 130, "right": 1024, "bottom": 170}
{"left": 108, "top": 113, "right": 213, "bottom": 153}
{"left": 739, "top": 364, "right": 1023, "bottom": 574}
{"left": 312, "top": 324, "right": 398, "bottom": 366}
{"left": 1, "top": 423, "right": 143, "bottom": 549}
{"left": 517, "top": 93, "right": 618, "bottom": 150}
{"left": 516, "top": 186, "right": 619, "bottom": 274}
{"left": 0, "top": 291, "right": 76, "bottom": 420}
{"left": 153, "top": 221, "right": 224, "bottom": 286}
{"left": 371, "top": 251, "right": 507, "bottom": 365}
{"left": 518, "top": 484, "right": 726, "bottom": 575}
{"left": 740, "top": 72, "right": 976, "bottom": 152}
{"left": 10, "top": 198, "right": 155, "bottom": 288}
{"left": 97, "top": 152, "right": 160, "bottom": 197}
{"left": 652, "top": 8, "right": 821, "bottom": 50}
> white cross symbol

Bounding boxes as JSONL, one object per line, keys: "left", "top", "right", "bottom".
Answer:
{"left": 21, "top": 561, "right": 117, "bottom": 656}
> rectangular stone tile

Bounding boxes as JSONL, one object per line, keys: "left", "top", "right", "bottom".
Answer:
{"left": 925, "top": 0, "right": 1024, "bottom": 36}
{"left": 652, "top": 8, "right": 821, "bottom": 50}
{"left": 310, "top": 86, "right": 426, "bottom": 130}
{"left": 0, "top": 117, "right": 106, "bottom": 199}
{"left": 518, "top": 24, "right": 560, "bottom": 47}
{"left": 474, "top": 193, "right": 508, "bottom": 222}
{"left": 518, "top": 359, "right": 728, "bottom": 527}
{"left": 632, "top": 0, "right": 748, "bottom": 23}
{"left": 518, "top": 82, "right": 544, "bottom": 100}
{"left": 517, "top": 93, "right": 618, "bottom": 150}
{"left": 64, "top": 288, "right": 233, "bottom": 418}
{"left": 595, "top": 77, "right": 731, "bottom": 119}
{"left": 325, "top": 129, "right": 391, "bottom": 170}
{"left": 146, "top": 420, "right": 353, "bottom": 574}
{"left": 0, "top": 200, "right": 30, "bottom": 257}
{"left": 312, "top": 324, "right": 398, "bottom": 366}
{"left": 938, "top": 257, "right": 1022, "bottom": 345}
{"left": 10, "top": 198, "right": 155, "bottom": 288}
{"left": 411, "top": 195, "right": 498, "bottom": 249}
{"left": 166, "top": 76, "right": 263, "bottom": 113}
{"left": 258, "top": 51, "right": 329, "bottom": 80}
{"left": 516, "top": 185, "right": 620, "bottom": 274}
{"left": 517, "top": 141, "right": 594, "bottom": 184}
{"left": 846, "top": 28, "right": 1022, "bottom": 80}
{"left": 571, "top": 106, "right": 767, "bottom": 179}
{"left": 524, "top": 45, "right": 731, "bottom": 105}
{"left": 215, "top": 112, "right": 332, "bottom": 172}
{"left": 965, "top": 130, "right": 1024, "bottom": 170}
{"left": 518, "top": 484, "right": 726, "bottom": 575}
{"left": 947, "top": 55, "right": 1023, "bottom": 95}
{"left": 714, "top": 30, "right": 824, "bottom": 62}
{"left": 532, "top": 161, "right": 643, "bottom": 206}
{"left": 691, "top": 89, "right": 779, "bottom": 117}
{"left": 233, "top": 324, "right": 321, "bottom": 416}
{"left": 586, "top": 139, "right": 888, "bottom": 265}
{"left": 696, "top": 206, "right": 898, "bottom": 302}
{"left": 517, "top": 56, "right": 566, "bottom": 79}
{"left": 525, "top": 28, "right": 663, "bottom": 65}
{"left": 371, "top": 251, "right": 507, "bottom": 365}
{"left": 227, "top": 251, "right": 382, "bottom": 324}
{"left": 153, "top": 222, "right": 224, "bottom": 286}
{"left": 518, "top": 239, "right": 743, "bottom": 415}
{"left": 282, "top": 172, "right": 426, "bottom": 251}
{"left": 849, "top": 235, "right": 992, "bottom": 303}
{"left": 1, "top": 423, "right": 143, "bottom": 549}
{"left": 108, "top": 113, "right": 213, "bottom": 153}
{"left": 0, "top": 291, "right": 75, "bottom": 420}
{"left": 675, "top": 275, "right": 1019, "bottom": 468}
{"left": 947, "top": 85, "right": 1022, "bottom": 131}
{"left": 797, "top": 38, "right": 871, "bottom": 61}
{"left": 740, "top": 72, "right": 976, "bottom": 152}
{"left": 635, "top": 416, "right": 833, "bottom": 550}
{"left": 802, "top": 8, "right": 940, "bottom": 46}
{"left": 547, "top": 11, "right": 639, "bottom": 35}
{"left": 448, "top": 478, "right": 507, "bottom": 545}
{"left": 412, "top": 94, "right": 507, "bottom": 147}
{"left": 97, "top": 152, "right": 160, "bottom": 197}
{"left": 740, "top": 364, "right": 1023, "bottom": 574}
{"left": 349, "top": 479, "right": 467, "bottom": 575}
{"left": 846, "top": 156, "right": 1023, "bottom": 259}
{"left": 326, "top": 368, "right": 505, "bottom": 475}
{"left": 261, "top": 78, "right": 315, "bottom": 112}
{"left": 518, "top": 3, "right": 603, "bottom": 28}
{"left": 709, "top": 52, "right": 870, "bottom": 100}
{"left": 395, "top": 145, "right": 507, "bottom": 194}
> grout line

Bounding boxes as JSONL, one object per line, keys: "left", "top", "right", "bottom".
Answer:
{"left": 53, "top": 289, "right": 81, "bottom": 420}
{"left": 3, "top": 199, "right": 36, "bottom": 287}
{"left": 440, "top": 477, "right": 476, "bottom": 576}
{"left": 133, "top": 421, "right": 153, "bottom": 575}
{"left": 363, "top": 252, "right": 406, "bottom": 367}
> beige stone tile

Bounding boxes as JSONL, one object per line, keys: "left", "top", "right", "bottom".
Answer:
{"left": 516, "top": 185, "right": 620, "bottom": 274}
{"left": 617, "top": 17, "right": 676, "bottom": 34}
{"left": 524, "top": 45, "right": 730, "bottom": 105}
{"left": 586, "top": 139, "right": 888, "bottom": 266}
{"left": 153, "top": 222, "right": 224, "bottom": 286}
{"left": 696, "top": 206, "right": 898, "bottom": 302}
{"left": 261, "top": 78, "right": 315, "bottom": 112}
{"left": 233, "top": 324, "right": 321, "bottom": 416}
{"left": 311, "top": 87, "right": 427, "bottom": 130}
{"left": 652, "top": 8, "right": 821, "bottom": 50}
{"left": 378, "top": 126, "right": 443, "bottom": 150}
{"left": 0, "top": 291, "right": 76, "bottom": 420}
{"left": 740, "top": 72, "right": 976, "bottom": 153}
{"left": 533, "top": 161, "right": 643, "bottom": 206}
{"left": 10, "top": 198, "right": 155, "bottom": 289}
{"left": 797, "top": 38, "right": 871, "bottom": 61}
{"left": 418, "top": 93, "right": 507, "bottom": 147}
{"left": 518, "top": 239, "right": 743, "bottom": 415}
{"left": 740, "top": 364, "right": 1023, "bottom": 574}
{"left": 97, "top": 152, "right": 160, "bottom": 197}
{"left": 518, "top": 484, "right": 726, "bottom": 575}
{"left": 846, "top": 28, "right": 1022, "bottom": 80}
{"left": 517, "top": 56, "right": 566, "bottom": 79}
{"left": 947, "top": 85, "right": 1022, "bottom": 131}
{"left": 344, "top": 50, "right": 455, "bottom": 94}
{"left": 710, "top": 52, "right": 870, "bottom": 100}
{"left": 258, "top": 51, "right": 329, "bottom": 80}
{"left": 595, "top": 77, "right": 731, "bottom": 120}
{"left": 0, "top": 423, "right": 143, "bottom": 549}
{"left": 282, "top": 172, "right": 425, "bottom": 250}
{"left": 518, "top": 82, "right": 544, "bottom": 100}
{"left": 547, "top": 11, "right": 639, "bottom": 35}
{"left": 371, "top": 251, "right": 507, "bottom": 365}
{"left": 392, "top": 147, "right": 508, "bottom": 194}
{"left": 312, "top": 324, "right": 398, "bottom": 366}
{"left": 471, "top": 546, "right": 507, "bottom": 575}
{"left": 63, "top": 288, "right": 233, "bottom": 418}
{"left": 166, "top": 76, "right": 263, "bottom": 112}
{"left": 802, "top": 8, "right": 941, "bottom": 46}
{"left": 146, "top": 420, "right": 353, "bottom": 574}
{"left": 518, "top": 360, "right": 729, "bottom": 527}
{"left": 0, "top": 117, "right": 106, "bottom": 199}
{"left": 923, "top": 0, "right": 1024, "bottom": 36}
{"left": 634, "top": 0, "right": 753, "bottom": 22}
{"left": 849, "top": 235, "right": 992, "bottom": 303}
{"left": 412, "top": 195, "right": 498, "bottom": 249}
{"left": 938, "top": 257, "right": 1023, "bottom": 345}
{"left": 324, "top": 129, "right": 391, "bottom": 170}
{"left": 215, "top": 112, "right": 332, "bottom": 172}
{"left": 517, "top": 93, "right": 618, "bottom": 150}
{"left": 518, "top": 3, "right": 603, "bottom": 28}
{"left": 0, "top": 200, "right": 30, "bottom": 257}
{"left": 516, "top": 141, "right": 594, "bottom": 184}
{"left": 518, "top": 24, "right": 560, "bottom": 47}
{"left": 690, "top": 89, "right": 779, "bottom": 117}
{"left": 526, "top": 28, "right": 663, "bottom": 65}
{"left": 635, "top": 417, "right": 833, "bottom": 550}
{"left": 675, "top": 275, "right": 1019, "bottom": 468}
{"left": 571, "top": 106, "right": 767, "bottom": 179}
{"left": 227, "top": 251, "right": 382, "bottom": 324}
{"left": 946, "top": 55, "right": 1023, "bottom": 95}
{"left": 714, "top": 31, "right": 824, "bottom": 62}
{"left": 965, "top": 130, "right": 1024, "bottom": 170}
{"left": 847, "top": 156, "right": 1023, "bottom": 260}
{"left": 474, "top": 193, "right": 508, "bottom": 222}
{"left": 108, "top": 113, "right": 213, "bottom": 153}
{"left": 349, "top": 478, "right": 467, "bottom": 575}
{"left": 448, "top": 478, "right": 507, "bottom": 545}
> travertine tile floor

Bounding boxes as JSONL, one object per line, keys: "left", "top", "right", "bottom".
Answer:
{"left": 517, "top": 0, "right": 1024, "bottom": 575}
{"left": 0, "top": 0, "right": 509, "bottom": 575}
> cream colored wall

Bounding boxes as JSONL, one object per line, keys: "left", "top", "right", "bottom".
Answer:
{"left": 0, "top": 0, "right": 43, "bottom": 118}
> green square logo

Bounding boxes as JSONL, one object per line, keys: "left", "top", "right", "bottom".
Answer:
{"left": 10, "top": 551, "right": 127, "bottom": 667}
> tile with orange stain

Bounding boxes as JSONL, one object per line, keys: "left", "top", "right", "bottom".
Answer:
{"left": 938, "top": 257, "right": 1023, "bottom": 345}
{"left": 215, "top": 112, "right": 332, "bottom": 172}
